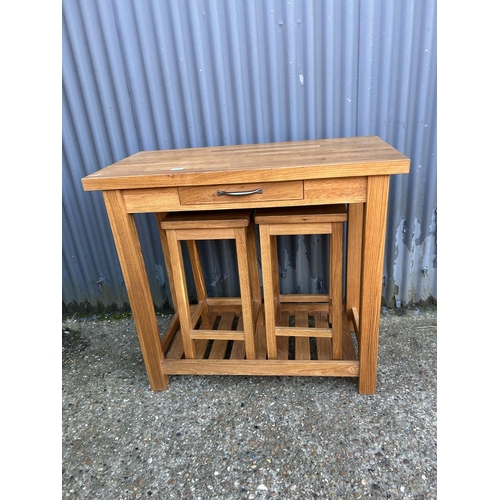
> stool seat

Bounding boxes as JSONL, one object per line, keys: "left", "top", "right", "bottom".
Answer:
{"left": 162, "top": 210, "right": 252, "bottom": 230}
{"left": 254, "top": 204, "right": 347, "bottom": 225}
{"left": 161, "top": 209, "right": 260, "bottom": 361}
{"left": 255, "top": 205, "right": 347, "bottom": 361}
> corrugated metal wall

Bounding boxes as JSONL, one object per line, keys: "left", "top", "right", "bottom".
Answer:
{"left": 62, "top": 0, "right": 436, "bottom": 314}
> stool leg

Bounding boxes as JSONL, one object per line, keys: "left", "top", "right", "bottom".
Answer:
{"left": 331, "top": 222, "right": 343, "bottom": 360}
{"left": 346, "top": 203, "right": 363, "bottom": 343}
{"left": 270, "top": 235, "right": 281, "bottom": 319}
{"left": 186, "top": 240, "right": 210, "bottom": 324}
{"left": 235, "top": 227, "right": 256, "bottom": 359}
{"left": 246, "top": 217, "right": 262, "bottom": 305}
{"left": 259, "top": 224, "right": 278, "bottom": 359}
{"left": 165, "top": 229, "right": 197, "bottom": 359}
{"left": 156, "top": 213, "right": 178, "bottom": 312}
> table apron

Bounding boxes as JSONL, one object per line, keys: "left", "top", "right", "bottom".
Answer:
{"left": 122, "top": 177, "right": 367, "bottom": 213}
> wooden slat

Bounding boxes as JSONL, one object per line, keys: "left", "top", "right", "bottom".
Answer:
{"left": 208, "top": 340, "right": 228, "bottom": 359}
{"left": 230, "top": 316, "right": 246, "bottom": 359}
{"left": 166, "top": 305, "right": 357, "bottom": 370}
{"left": 275, "top": 326, "right": 332, "bottom": 338}
{"left": 206, "top": 297, "right": 242, "bottom": 306}
{"left": 162, "top": 359, "right": 360, "bottom": 377}
{"left": 315, "top": 312, "right": 332, "bottom": 360}
{"left": 202, "top": 311, "right": 218, "bottom": 328}
{"left": 342, "top": 311, "right": 357, "bottom": 361}
{"left": 195, "top": 340, "right": 210, "bottom": 359}
{"left": 269, "top": 222, "right": 334, "bottom": 236}
{"left": 165, "top": 333, "right": 184, "bottom": 360}
{"left": 191, "top": 330, "right": 245, "bottom": 341}
{"left": 277, "top": 311, "right": 290, "bottom": 360}
{"left": 194, "top": 312, "right": 217, "bottom": 359}
{"left": 279, "top": 294, "right": 329, "bottom": 303}
{"left": 160, "top": 311, "right": 180, "bottom": 356}
{"left": 208, "top": 312, "right": 234, "bottom": 359}
{"left": 295, "top": 311, "right": 310, "bottom": 360}
{"left": 280, "top": 303, "right": 329, "bottom": 313}
{"left": 230, "top": 341, "right": 245, "bottom": 359}
{"left": 255, "top": 324, "right": 267, "bottom": 360}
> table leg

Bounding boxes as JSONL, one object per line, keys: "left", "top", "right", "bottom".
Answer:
{"left": 358, "top": 176, "right": 390, "bottom": 394}
{"left": 103, "top": 191, "right": 168, "bottom": 391}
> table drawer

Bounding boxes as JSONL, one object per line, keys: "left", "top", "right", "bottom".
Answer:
{"left": 178, "top": 181, "right": 303, "bottom": 205}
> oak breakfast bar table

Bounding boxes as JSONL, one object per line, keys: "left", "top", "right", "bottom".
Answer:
{"left": 81, "top": 136, "right": 410, "bottom": 394}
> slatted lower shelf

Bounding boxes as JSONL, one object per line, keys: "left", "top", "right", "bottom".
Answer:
{"left": 160, "top": 304, "right": 359, "bottom": 377}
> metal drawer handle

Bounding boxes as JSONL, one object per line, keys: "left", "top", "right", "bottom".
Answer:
{"left": 217, "top": 188, "right": 263, "bottom": 196}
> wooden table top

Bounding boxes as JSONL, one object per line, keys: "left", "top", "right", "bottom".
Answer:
{"left": 82, "top": 136, "right": 410, "bottom": 191}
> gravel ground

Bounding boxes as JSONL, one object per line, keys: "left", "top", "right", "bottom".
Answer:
{"left": 62, "top": 306, "right": 437, "bottom": 499}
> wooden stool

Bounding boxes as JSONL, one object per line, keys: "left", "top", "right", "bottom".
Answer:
{"left": 160, "top": 210, "right": 260, "bottom": 360}
{"left": 255, "top": 205, "right": 348, "bottom": 360}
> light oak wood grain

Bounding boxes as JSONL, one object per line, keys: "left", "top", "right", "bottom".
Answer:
{"left": 82, "top": 136, "right": 409, "bottom": 191}
{"left": 179, "top": 181, "right": 303, "bottom": 205}
{"left": 83, "top": 136, "right": 410, "bottom": 394}
{"left": 162, "top": 209, "right": 259, "bottom": 361}
{"left": 358, "top": 176, "right": 390, "bottom": 394}
{"left": 256, "top": 205, "right": 347, "bottom": 365}
{"left": 161, "top": 358, "right": 359, "bottom": 377}
{"left": 103, "top": 190, "right": 168, "bottom": 390}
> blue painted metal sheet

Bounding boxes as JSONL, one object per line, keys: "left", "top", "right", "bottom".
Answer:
{"left": 62, "top": 0, "right": 436, "bottom": 313}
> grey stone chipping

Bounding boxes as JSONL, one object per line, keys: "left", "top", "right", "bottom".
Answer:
{"left": 62, "top": 306, "right": 437, "bottom": 499}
